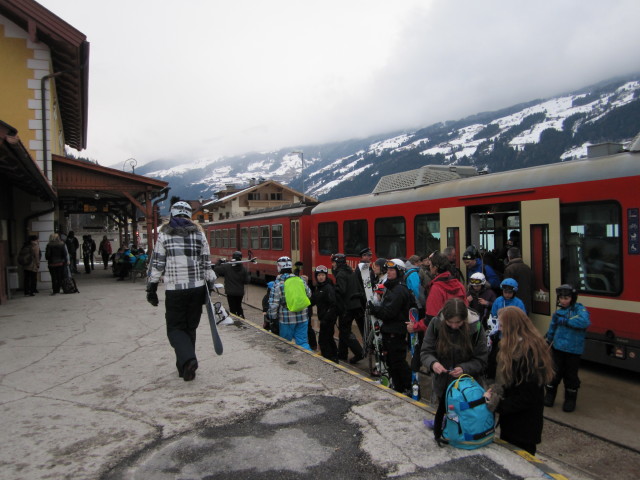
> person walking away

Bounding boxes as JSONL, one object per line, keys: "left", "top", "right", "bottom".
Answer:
{"left": 503, "top": 247, "right": 535, "bottom": 315}
{"left": 146, "top": 201, "right": 216, "bottom": 382}
{"left": 332, "top": 253, "right": 365, "bottom": 364}
{"left": 45, "top": 233, "right": 68, "bottom": 295}
{"left": 544, "top": 284, "right": 590, "bottom": 412}
{"left": 89, "top": 235, "right": 97, "bottom": 270}
{"left": 65, "top": 231, "right": 79, "bottom": 273}
{"left": 214, "top": 251, "right": 249, "bottom": 318}
{"left": 368, "top": 259, "right": 413, "bottom": 394}
{"left": 98, "top": 235, "right": 112, "bottom": 270}
{"left": 484, "top": 306, "right": 554, "bottom": 455}
{"left": 420, "top": 297, "right": 488, "bottom": 445}
{"left": 81, "top": 235, "right": 92, "bottom": 274}
{"left": 267, "top": 256, "right": 312, "bottom": 350}
{"left": 21, "top": 235, "right": 40, "bottom": 296}
{"left": 466, "top": 272, "right": 496, "bottom": 329}
{"left": 311, "top": 265, "right": 339, "bottom": 363}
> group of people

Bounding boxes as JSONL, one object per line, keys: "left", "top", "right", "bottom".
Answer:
{"left": 143, "top": 202, "right": 592, "bottom": 455}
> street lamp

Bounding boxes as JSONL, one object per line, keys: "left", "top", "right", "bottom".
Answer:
{"left": 291, "top": 150, "right": 304, "bottom": 199}
{"left": 123, "top": 157, "right": 137, "bottom": 174}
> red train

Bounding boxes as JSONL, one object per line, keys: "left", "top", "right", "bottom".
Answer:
{"left": 206, "top": 141, "right": 640, "bottom": 372}
{"left": 206, "top": 205, "right": 314, "bottom": 282}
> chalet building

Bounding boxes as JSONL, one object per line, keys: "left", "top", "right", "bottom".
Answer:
{"left": 192, "top": 179, "right": 317, "bottom": 223}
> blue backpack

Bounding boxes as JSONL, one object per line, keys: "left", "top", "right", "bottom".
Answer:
{"left": 442, "top": 375, "right": 495, "bottom": 449}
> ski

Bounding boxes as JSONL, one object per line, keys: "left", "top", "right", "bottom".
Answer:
{"left": 409, "top": 307, "right": 420, "bottom": 400}
{"left": 220, "top": 257, "right": 258, "bottom": 265}
{"left": 205, "top": 283, "right": 224, "bottom": 355}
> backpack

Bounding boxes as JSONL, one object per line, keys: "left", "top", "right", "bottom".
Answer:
{"left": 283, "top": 276, "right": 311, "bottom": 312}
{"left": 404, "top": 268, "right": 425, "bottom": 308}
{"left": 18, "top": 244, "right": 33, "bottom": 267}
{"left": 442, "top": 374, "right": 495, "bottom": 449}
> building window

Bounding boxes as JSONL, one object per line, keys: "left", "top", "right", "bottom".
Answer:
{"left": 270, "top": 193, "right": 282, "bottom": 200}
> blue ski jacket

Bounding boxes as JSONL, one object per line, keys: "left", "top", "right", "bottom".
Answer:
{"left": 546, "top": 302, "right": 590, "bottom": 355}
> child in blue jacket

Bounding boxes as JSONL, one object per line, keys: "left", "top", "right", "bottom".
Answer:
{"left": 544, "top": 284, "right": 590, "bottom": 412}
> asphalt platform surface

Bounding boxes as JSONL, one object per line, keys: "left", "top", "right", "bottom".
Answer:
{"left": 0, "top": 268, "right": 608, "bottom": 480}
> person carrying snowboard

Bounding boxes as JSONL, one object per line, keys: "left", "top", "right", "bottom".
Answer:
{"left": 146, "top": 201, "right": 216, "bottom": 382}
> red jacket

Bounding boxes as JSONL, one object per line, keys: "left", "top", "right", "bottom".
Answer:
{"left": 414, "top": 272, "right": 468, "bottom": 332}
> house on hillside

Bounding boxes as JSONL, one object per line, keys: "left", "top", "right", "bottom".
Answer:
{"left": 192, "top": 179, "right": 318, "bottom": 223}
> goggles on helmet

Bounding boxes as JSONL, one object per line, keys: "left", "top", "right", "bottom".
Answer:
{"left": 470, "top": 277, "right": 484, "bottom": 285}
{"left": 315, "top": 265, "right": 329, "bottom": 273}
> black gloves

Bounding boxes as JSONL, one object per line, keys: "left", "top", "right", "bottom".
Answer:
{"left": 367, "top": 301, "right": 380, "bottom": 316}
{"left": 146, "top": 282, "right": 159, "bottom": 307}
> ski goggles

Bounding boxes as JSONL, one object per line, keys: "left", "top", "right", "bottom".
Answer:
{"left": 385, "top": 260, "right": 400, "bottom": 268}
{"left": 502, "top": 285, "right": 515, "bottom": 292}
{"left": 470, "top": 278, "right": 484, "bottom": 285}
{"left": 315, "top": 265, "right": 329, "bottom": 273}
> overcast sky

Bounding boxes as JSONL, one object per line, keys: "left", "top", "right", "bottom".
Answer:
{"left": 39, "top": 0, "right": 640, "bottom": 167}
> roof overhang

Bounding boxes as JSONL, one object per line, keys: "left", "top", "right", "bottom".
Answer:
{"left": 0, "top": 0, "right": 90, "bottom": 150}
{"left": 0, "top": 120, "right": 56, "bottom": 202}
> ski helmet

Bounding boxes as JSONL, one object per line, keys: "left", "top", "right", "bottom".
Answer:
{"left": 331, "top": 253, "right": 347, "bottom": 265}
{"left": 170, "top": 201, "right": 192, "bottom": 218}
{"left": 232, "top": 251, "right": 242, "bottom": 261}
{"left": 500, "top": 278, "right": 519, "bottom": 292}
{"left": 314, "top": 265, "right": 329, "bottom": 279}
{"left": 462, "top": 245, "right": 479, "bottom": 261}
{"left": 470, "top": 272, "right": 486, "bottom": 286}
{"left": 277, "top": 256, "right": 293, "bottom": 272}
{"left": 556, "top": 284, "right": 577, "bottom": 305}
{"left": 386, "top": 258, "right": 406, "bottom": 274}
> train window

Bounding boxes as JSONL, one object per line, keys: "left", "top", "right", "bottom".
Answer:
{"left": 344, "top": 220, "right": 368, "bottom": 255}
{"left": 240, "top": 228, "right": 249, "bottom": 249}
{"left": 222, "top": 229, "right": 229, "bottom": 248}
{"left": 229, "top": 228, "right": 236, "bottom": 249}
{"left": 560, "top": 202, "right": 622, "bottom": 295}
{"left": 260, "top": 225, "right": 270, "bottom": 249}
{"left": 272, "top": 224, "right": 283, "bottom": 250}
{"left": 250, "top": 226, "right": 259, "bottom": 249}
{"left": 414, "top": 214, "right": 440, "bottom": 257}
{"left": 318, "top": 222, "right": 338, "bottom": 255}
{"left": 375, "top": 217, "right": 406, "bottom": 259}
{"left": 209, "top": 230, "right": 215, "bottom": 246}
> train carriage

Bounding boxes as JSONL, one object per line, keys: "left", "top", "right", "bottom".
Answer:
{"left": 205, "top": 205, "right": 314, "bottom": 282}
{"left": 310, "top": 141, "right": 640, "bottom": 372}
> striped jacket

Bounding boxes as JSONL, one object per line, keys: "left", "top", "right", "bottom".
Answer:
{"left": 148, "top": 221, "right": 216, "bottom": 290}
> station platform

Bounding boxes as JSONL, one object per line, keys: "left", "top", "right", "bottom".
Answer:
{"left": 0, "top": 269, "right": 634, "bottom": 479}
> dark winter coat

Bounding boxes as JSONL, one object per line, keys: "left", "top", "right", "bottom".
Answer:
{"left": 333, "top": 264, "right": 363, "bottom": 314}
{"left": 467, "top": 259, "right": 501, "bottom": 290}
{"left": 504, "top": 258, "right": 535, "bottom": 314}
{"left": 214, "top": 263, "right": 249, "bottom": 296}
{"left": 420, "top": 313, "right": 488, "bottom": 398}
{"left": 492, "top": 356, "right": 545, "bottom": 448}
{"left": 467, "top": 285, "right": 497, "bottom": 327}
{"left": 312, "top": 279, "right": 338, "bottom": 325}
{"left": 369, "top": 277, "right": 411, "bottom": 336}
{"left": 45, "top": 241, "right": 68, "bottom": 266}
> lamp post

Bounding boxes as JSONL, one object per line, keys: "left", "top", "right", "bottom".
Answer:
{"left": 123, "top": 157, "right": 137, "bottom": 174}
{"left": 291, "top": 150, "right": 304, "bottom": 199}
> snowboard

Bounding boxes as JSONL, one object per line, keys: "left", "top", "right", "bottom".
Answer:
{"left": 205, "top": 283, "right": 224, "bottom": 355}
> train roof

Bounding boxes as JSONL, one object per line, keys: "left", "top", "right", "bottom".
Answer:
{"left": 202, "top": 204, "right": 313, "bottom": 226}
{"left": 312, "top": 149, "right": 640, "bottom": 214}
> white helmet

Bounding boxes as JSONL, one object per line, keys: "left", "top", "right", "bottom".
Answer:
{"left": 470, "top": 272, "right": 486, "bottom": 286}
{"left": 170, "top": 201, "right": 192, "bottom": 218}
{"left": 277, "top": 256, "right": 293, "bottom": 272}
{"left": 388, "top": 258, "right": 406, "bottom": 274}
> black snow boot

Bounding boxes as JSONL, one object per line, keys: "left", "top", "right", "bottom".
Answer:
{"left": 563, "top": 388, "right": 578, "bottom": 412}
{"left": 544, "top": 384, "right": 557, "bottom": 407}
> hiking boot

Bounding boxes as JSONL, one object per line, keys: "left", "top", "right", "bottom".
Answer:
{"left": 563, "top": 388, "right": 578, "bottom": 412}
{"left": 182, "top": 359, "right": 198, "bottom": 382}
{"left": 544, "top": 384, "right": 557, "bottom": 407}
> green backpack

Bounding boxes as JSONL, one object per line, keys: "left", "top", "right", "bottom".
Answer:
{"left": 284, "top": 276, "right": 311, "bottom": 312}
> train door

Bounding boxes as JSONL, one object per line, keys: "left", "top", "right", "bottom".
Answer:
{"left": 521, "top": 198, "right": 561, "bottom": 330}
{"left": 440, "top": 207, "right": 466, "bottom": 268}
{"left": 290, "top": 219, "right": 300, "bottom": 265}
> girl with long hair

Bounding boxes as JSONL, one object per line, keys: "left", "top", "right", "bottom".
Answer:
{"left": 485, "top": 306, "right": 554, "bottom": 455}
{"left": 420, "top": 297, "right": 488, "bottom": 444}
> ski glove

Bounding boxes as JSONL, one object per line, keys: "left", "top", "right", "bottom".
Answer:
{"left": 146, "top": 282, "right": 159, "bottom": 307}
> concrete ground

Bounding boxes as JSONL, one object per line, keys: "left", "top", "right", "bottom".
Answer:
{"left": 0, "top": 268, "right": 623, "bottom": 480}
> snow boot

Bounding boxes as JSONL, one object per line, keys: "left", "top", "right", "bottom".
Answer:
{"left": 563, "top": 388, "right": 578, "bottom": 412}
{"left": 544, "top": 384, "right": 557, "bottom": 407}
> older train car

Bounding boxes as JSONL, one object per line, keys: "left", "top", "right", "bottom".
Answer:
{"left": 205, "top": 205, "right": 314, "bottom": 282}
{"left": 310, "top": 140, "right": 640, "bottom": 372}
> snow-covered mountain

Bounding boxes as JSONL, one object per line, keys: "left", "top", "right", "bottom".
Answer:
{"left": 138, "top": 75, "right": 640, "bottom": 205}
